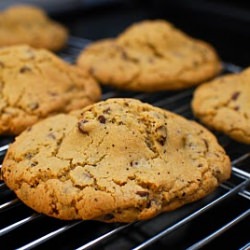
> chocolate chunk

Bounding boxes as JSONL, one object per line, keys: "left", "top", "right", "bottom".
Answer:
{"left": 78, "top": 120, "right": 89, "bottom": 134}
{"left": 130, "top": 161, "right": 138, "bottom": 167}
{"left": 231, "top": 91, "right": 241, "bottom": 101}
{"left": 157, "top": 136, "right": 167, "bottom": 146}
{"left": 156, "top": 125, "right": 167, "bottom": 146}
{"left": 20, "top": 66, "right": 32, "bottom": 73}
{"left": 31, "top": 161, "right": 38, "bottom": 167}
{"left": 24, "top": 152, "right": 33, "bottom": 159}
{"left": 98, "top": 115, "right": 106, "bottom": 124}
{"left": 103, "top": 107, "right": 111, "bottom": 114}
{"left": 136, "top": 191, "right": 149, "bottom": 197}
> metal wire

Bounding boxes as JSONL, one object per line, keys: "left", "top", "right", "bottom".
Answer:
{"left": 186, "top": 208, "right": 250, "bottom": 250}
{"left": 75, "top": 223, "right": 133, "bottom": 250}
{"left": 132, "top": 178, "right": 250, "bottom": 250}
{"left": 0, "top": 213, "right": 41, "bottom": 237}
{"left": 17, "top": 221, "right": 83, "bottom": 250}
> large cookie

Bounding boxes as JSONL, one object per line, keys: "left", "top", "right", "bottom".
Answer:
{"left": 192, "top": 68, "right": 250, "bottom": 144}
{"left": 1, "top": 98, "right": 231, "bottom": 223}
{"left": 77, "top": 20, "right": 221, "bottom": 91}
{"left": 0, "top": 5, "right": 68, "bottom": 51}
{"left": 0, "top": 45, "right": 101, "bottom": 135}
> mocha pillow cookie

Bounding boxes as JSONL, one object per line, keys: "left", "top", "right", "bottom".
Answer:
{"left": 0, "top": 45, "right": 101, "bottom": 135}
{"left": 1, "top": 98, "right": 231, "bottom": 223}
{"left": 0, "top": 5, "right": 68, "bottom": 51}
{"left": 77, "top": 20, "right": 221, "bottom": 92}
{"left": 192, "top": 68, "right": 250, "bottom": 144}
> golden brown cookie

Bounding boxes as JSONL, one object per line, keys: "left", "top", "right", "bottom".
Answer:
{"left": 77, "top": 20, "right": 221, "bottom": 92}
{"left": 0, "top": 45, "right": 101, "bottom": 135}
{"left": 1, "top": 98, "right": 231, "bottom": 222}
{"left": 0, "top": 5, "right": 68, "bottom": 51}
{"left": 192, "top": 68, "right": 250, "bottom": 144}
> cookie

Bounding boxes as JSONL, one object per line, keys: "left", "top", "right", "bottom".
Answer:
{"left": 192, "top": 68, "right": 250, "bottom": 144}
{"left": 1, "top": 98, "right": 231, "bottom": 223}
{"left": 0, "top": 5, "right": 68, "bottom": 51}
{"left": 0, "top": 45, "right": 101, "bottom": 135}
{"left": 77, "top": 20, "right": 221, "bottom": 92}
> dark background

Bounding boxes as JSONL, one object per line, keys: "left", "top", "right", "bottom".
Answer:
{"left": 50, "top": 0, "right": 250, "bottom": 68}
{"left": 1, "top": 0, "right": 250, "bottom": 66}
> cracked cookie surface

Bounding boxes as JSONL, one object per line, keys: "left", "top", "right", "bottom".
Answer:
{"left": 77, "top": 20, "right": 221, "bottom": 92}
{"left": 0, "top": 45, "right": 101, "bottom": 135}
{"left": 1, "top": 98, "right": 231, "bottom": 222}
{"left": 192, "top": 68, "right": 250, "bottom": 144}
{"left": 0, "top": 5, "right": 68, "bottom": 51}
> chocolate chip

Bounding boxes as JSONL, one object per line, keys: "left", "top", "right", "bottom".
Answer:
{"left": 98, "top": 115, "right": 106, "bottom": 124}
{"left": 203, "top": 139, "right": 209, "bottom": 150}
{"left": 156, "top": 126, "right": 167, "bottom": 146}
{"left": 103, "top": 107, "right": 111, "bottom": 114}
{"left": 52, "top": 207, "right": 59, "bottom": 215}
{"left": 20, "top": 66, "right": 32, "bottom": 73}
{"left": 231, "top": 91, "right": 241, "bottom": 101}
{"left": 157, "top": 136, "right": 167, "bottom": 146}
{"left": 130, "top": 161, "right": 138, "bottom": 167}
{"left": 31, "top": 161, "right": 38, "bottom": 167}
{"left": 111, "top": 117, "right": 116, "bottom": 123}
{"left": 78, "top": 120, "right": 89, "bottom": 134}
{"left": 24, "top": 152, "right": 33, "bottom": 159}
{"left": 136, "top": 191, "right": 149, "bottom": 197}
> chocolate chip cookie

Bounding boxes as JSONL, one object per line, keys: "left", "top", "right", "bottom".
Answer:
{"left": 0, "top": 45, "right": 101, "bottom": 135}
{"left": 192, "top": 68, "right": 250, "bottom": 144}
{"left": 0, "top": 5, "right": 68, "bottom": 51}
{"left": 77, "top": 20, "right": 221, "bottom": 92}
{"left": 1, "top": 98, "right": 231, "bottom": 222}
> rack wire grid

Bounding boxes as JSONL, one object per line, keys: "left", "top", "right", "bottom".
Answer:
{"left": 0, "top": 36, "right": 249, "bottom": 250}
